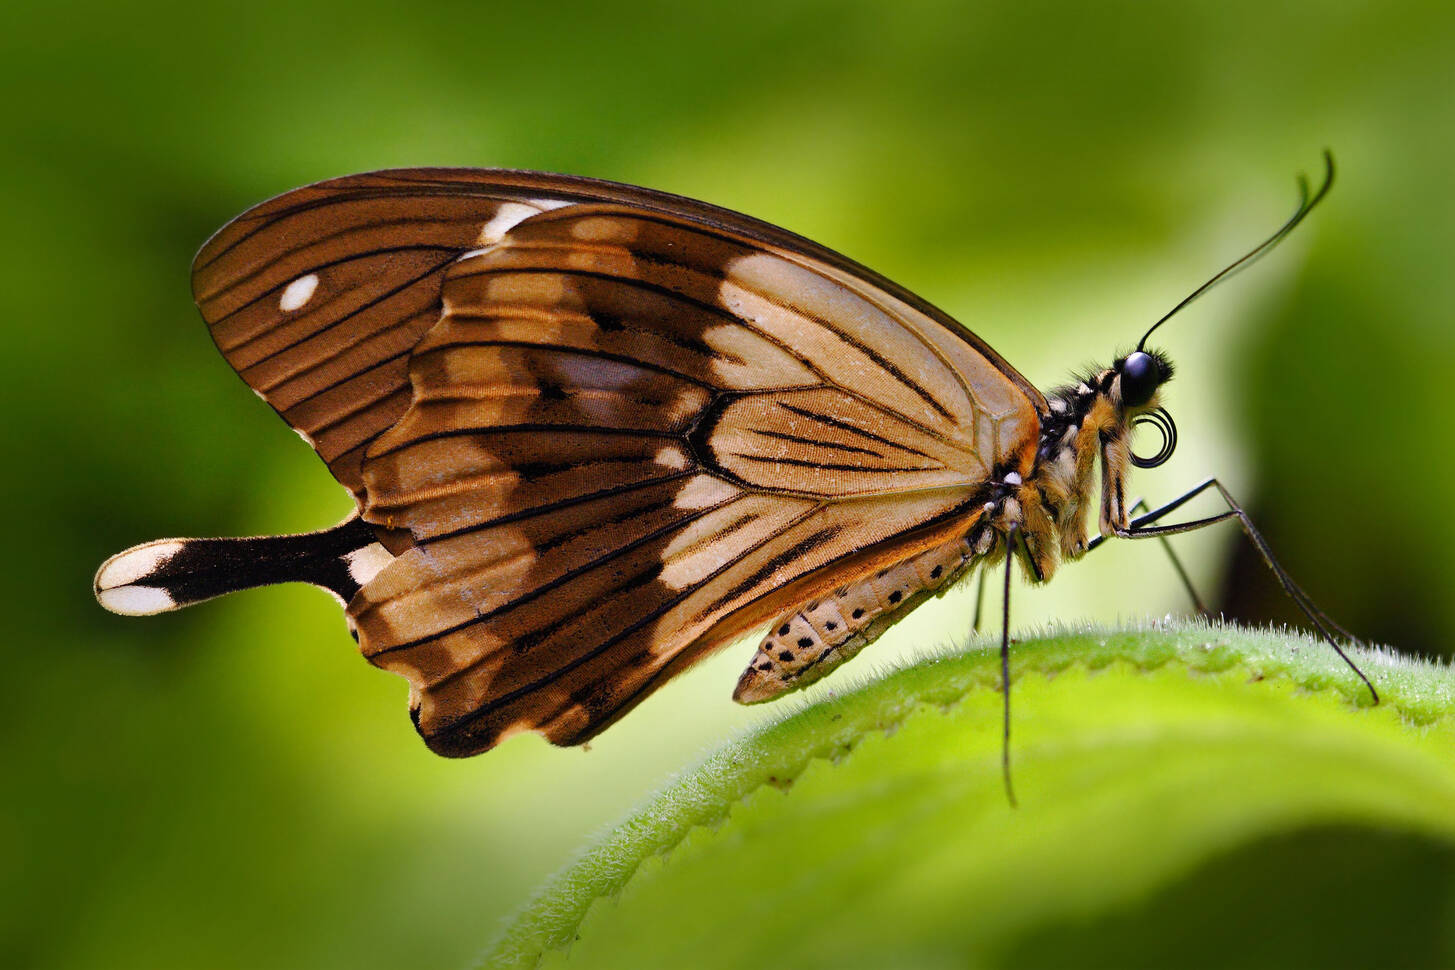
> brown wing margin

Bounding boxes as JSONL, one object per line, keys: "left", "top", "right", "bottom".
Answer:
{"left": 189, "top": 168, "right": 1045, "bottom": 505}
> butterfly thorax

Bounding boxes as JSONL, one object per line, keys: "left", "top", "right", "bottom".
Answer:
{"left": 1017, "top": 353, "right": 1174, "bottom": 579}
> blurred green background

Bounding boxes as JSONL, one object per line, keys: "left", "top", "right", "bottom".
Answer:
{"left": 4, "top": 0, "right": 1453, "bottom": 967}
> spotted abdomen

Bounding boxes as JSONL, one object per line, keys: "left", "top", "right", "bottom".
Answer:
{"left": 733, "top": 530, "right": 991, "bottom": 703}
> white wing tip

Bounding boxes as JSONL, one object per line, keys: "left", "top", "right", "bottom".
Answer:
{"left": 97, "top": 584, "right": 179, "bottom": 616}
{"left": 95, "top": 540, "right": 183, "bottom": 590}
{"left": 94, "top": 540, "right": 185, "bottom": 615}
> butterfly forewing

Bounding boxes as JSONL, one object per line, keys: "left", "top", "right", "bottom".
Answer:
{"left": 191, "top": 171, "right": 697, "bottom": 503}
{"left": 346, "top": 203, "right": 1041, "bottom": 754}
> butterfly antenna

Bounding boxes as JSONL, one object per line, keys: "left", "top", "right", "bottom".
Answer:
{"left": 1137, "top": 151, "right": 1335, "bottom": 352}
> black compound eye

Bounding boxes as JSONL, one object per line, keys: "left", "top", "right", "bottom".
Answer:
{"left": 1120, "top": 351, "right": 1161, "bottom": 408}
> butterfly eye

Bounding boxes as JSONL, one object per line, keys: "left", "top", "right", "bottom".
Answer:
{"left": 1119, "top": 351, "right": 1161, "bottom": 408}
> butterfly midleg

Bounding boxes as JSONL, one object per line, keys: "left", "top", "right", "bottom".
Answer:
{"left": 1100, "top": 480, "right": 1357, "bottom": 641}
{"left": 972, "top": 568, "right": 988, "bottom": 634}
{"left": 1082, "top": 496, "right": 1210, "bottom": 616}
{"left": 1094, "top": 477, "right": 1377, "bottom": 702}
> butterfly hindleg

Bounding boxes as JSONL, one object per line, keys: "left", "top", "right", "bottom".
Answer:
{"left": 1089, "top": 477, "right": 1377, "bottom": 702}
{"left": 1092, "top": 496, "right": 1211, "bottom": 616}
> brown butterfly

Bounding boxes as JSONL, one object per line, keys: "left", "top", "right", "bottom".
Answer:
{"left": 94, "top": 155, "right": 1373, "bottom": 798}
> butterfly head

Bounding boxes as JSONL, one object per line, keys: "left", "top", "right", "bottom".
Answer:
{"left": 1116, "top": 349, "right": 1172, "bottom": 410}
{"left": 1113, "top": 347, "right": 1177, "bottom": 469}
{"left": 1026, "top": 349, "right": 1177, "bottom": 564}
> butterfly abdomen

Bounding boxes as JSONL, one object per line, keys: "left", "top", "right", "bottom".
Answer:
{"left": 733, "top": 530, "right": 993, "bottom": 703}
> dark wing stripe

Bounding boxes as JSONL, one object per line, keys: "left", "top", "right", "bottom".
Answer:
{"left": 311, "top": 386, "right": 413, "bottom": 464}
{"left": 433, "top": 502, "right": 825, "bottom": 728}
{"left": 254, "top": 329, "right": 419, "bottom": 405}
{"left": 194, "top": 182, "right": 567, "bottom": 499}
{"left": 417, "top": 469, "right": 699, "bottom": 546}
{"left": 749, "top": 428, "right": 885, "bottom": 458}
{"left": 444, "top": 304, "right": 753, "bottom": 379}
{"left": 200, "top": 217, "right": 480, "bottom": 306}
{"left": 515, "top": 211, "right": 961, "bottom": 422}
{"left": 547, "top": 501, "right": 986, "bottom": 738}
{"left": 776, "top": 401, "right": 938, "bottom": 461}
{"left": 362, "top": 455, "right": 672, "bottom": 514}
{"left": 368, "top": 424, "right": 679, "bottom": 461}
{"left": 808, "top": 309, "right": 955, "bottom": 423}
{"left": 297, "top": 362, "right": 414, "bottom": 438}
{"left": 728, "top": 453, "right": 941, "bottom": 474}
{"left": 717, "top": 525, "right": 844, "bottom": 610}
{"left": 442, "top": 266, "right": 830, "bottom": 381}
{"left": 367, "top": 490, "right": 745, "bottom": 657}
{"left": 448, "top": 263, "right": 953, "bottom": 439}
{"left": 225, "top": 256, "right": 452, "bottom": 366}
{"left": 413, "top": 339, "right": 717, "bottom": 391}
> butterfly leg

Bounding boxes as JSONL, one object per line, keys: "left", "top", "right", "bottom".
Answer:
{"left": 1000, "top": 527, "right": 1023, "bottom": 808}
{"left": 1088, "top": 477, "right": 1377, "bottom": 703}
{"left": 971, "top": 568, "right": 988, "bottom": 634}
{"left": 1095, "top": 481, "right": 1358, "bottom": 642}
{"left": 1095, "top": 496, "right": 1212, "bottom": 617}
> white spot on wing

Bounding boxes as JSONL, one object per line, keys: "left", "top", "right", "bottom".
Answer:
{"left": 279, "top": 273, "right": 319, "bottom": 312}
{"left": 344, "top": 543, "right": 394, "bottom": 587}
{"left": 95, "top": 540, "right": 184, "bottom": 590}
{"left": 98, "top": 585, "right": 178, "bottom": 616}
{"left": 654, "top": 446, "right": 690, "bottom": 471}
{"left": 478, "top": 202, "right": 544, "bottom": 245}
{"left": 673, "top": 475, "right": 739, "bottom": 510}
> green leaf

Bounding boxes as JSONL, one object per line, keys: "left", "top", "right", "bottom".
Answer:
{"left": 483, "top": 623, "right": 1455, "bottom": 969}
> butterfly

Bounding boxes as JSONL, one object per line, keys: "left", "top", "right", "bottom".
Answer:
{"left": 94, "top": 154, "right": 1373, "bottom": 798}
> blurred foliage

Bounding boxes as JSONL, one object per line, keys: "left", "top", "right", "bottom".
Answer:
{"left": 3, "top": 0, "right": 1452, "bottom": 967}
{"left": 488, "top": 625, "right": 1455, "bottom": 969}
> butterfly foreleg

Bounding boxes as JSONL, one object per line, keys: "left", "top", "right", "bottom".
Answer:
{"left": 1091, "top": 477, "right": 1377, "bottom": 703}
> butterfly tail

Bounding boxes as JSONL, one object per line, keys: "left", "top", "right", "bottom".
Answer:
{"left": 94, "top": 515, "right": 392, "bottom": 616}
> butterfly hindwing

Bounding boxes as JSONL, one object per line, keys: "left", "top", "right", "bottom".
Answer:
{"left": 347, "top": 203, "right": 1041, "bottom": 754}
